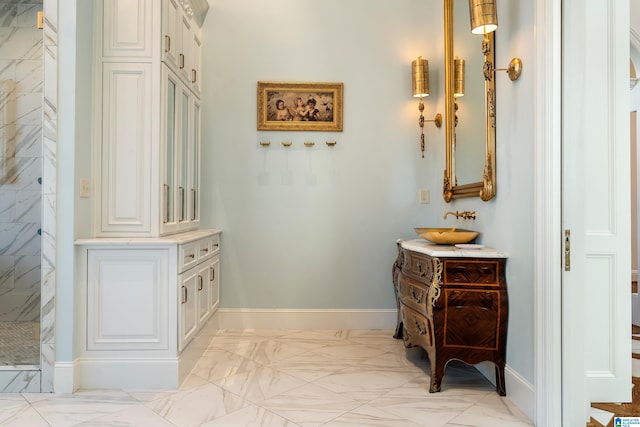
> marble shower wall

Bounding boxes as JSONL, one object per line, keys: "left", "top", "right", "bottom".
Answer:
{"left": 0, "top": 0, "right": 43, "bottom": 322}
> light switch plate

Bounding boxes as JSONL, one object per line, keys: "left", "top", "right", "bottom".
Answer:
{"left": 419, "top": 189, "right": 430, "bottom": 204}
{"left": 80, "top": 178, "right": 90, "bottom": 198}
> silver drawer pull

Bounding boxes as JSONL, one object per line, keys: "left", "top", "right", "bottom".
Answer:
{"left": 198, "top": 275, "right": 203, "bottom": 291}
{"left": 201, "top": 247, "right": 208, "bottom": 253}
{"left": 209, "top": 266, "right": 215, "bottom": 281}
{"left": 213, "top": 243, "right": 219, "bottom": 248}
{"left": 181, "top": 285, "right": 187, "bottom": 304}
{"left": 187, "top": 253, "right": 195, "bottom": 259}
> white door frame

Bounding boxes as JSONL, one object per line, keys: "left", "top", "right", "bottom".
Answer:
{"left": 533, "top": 0, "right": 562, "bottom": 424}
{"left": 535, "top": 1, "right": 631, "bottom": 425}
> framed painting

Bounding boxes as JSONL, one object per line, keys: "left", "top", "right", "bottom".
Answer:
{"left": 257, "top": 81, "right": 343, "bottom": 131}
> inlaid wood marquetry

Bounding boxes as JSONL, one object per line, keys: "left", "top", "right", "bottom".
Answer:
{"left": 393, "top": 242, "right": 508, "bottom": 396}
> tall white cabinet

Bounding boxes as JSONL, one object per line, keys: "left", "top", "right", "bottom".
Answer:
{"left": 75, "top": 0, "right": 217, "bottom": 390}
{"left": 94, "top": 0, "right": 205, "bottom": 237}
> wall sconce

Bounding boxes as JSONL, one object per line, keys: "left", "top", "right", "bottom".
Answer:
{"left": 412, "top": 56, "right": 442, "bottom": 158}
{"left": 469, "top": 0, "right": 498, "bottom": 35}
{"left": 468, "top": 0, "right": 522, "bottom": 81}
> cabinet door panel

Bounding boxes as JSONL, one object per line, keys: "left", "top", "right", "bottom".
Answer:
{"left": 208, "top": 255, "right": 220, "bottom": 311}
{"left": 178, "top": 270, "right": 198, "bottom": 351}
{"left": 162, "top": 0, "right": 180, "bottom": 69}
{"left": 196, "top": 263, "right": 211, "bottom": 324}
{"left": 179, "top": 15, "right": 192, "bottom": 82}
{"left": 191, "top": 33, "right": 201, "bottom": 97}
{"left": 190, "top": 100, "right": 201, "bottom": 225}
{"left": 101, "top": 63, "right": 152, "bottom": 234}
{"left": 103, "top": 0, "right": 153, "bottom": 57}
{"left": 178, "top": 87, "right": 190, "bottom": 228}
{"left": 443, "top": 289, "right": 500, "bottom": 350}
{"left": 161, "top": 69, "right": 179, "bottom": 234}
{"left": 87, "top": 249, "right": 169, "bottom": 351}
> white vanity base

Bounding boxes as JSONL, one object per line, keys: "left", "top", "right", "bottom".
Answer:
{"left": 75, "top": 230, "right": 221, "bottom": 391}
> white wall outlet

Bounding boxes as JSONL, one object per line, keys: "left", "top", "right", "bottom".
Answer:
{"left": 80, "top": 178, "right": 90, "bottom": 198}
{"left": 419, "top": 189, "right": 430, "bottom": 204}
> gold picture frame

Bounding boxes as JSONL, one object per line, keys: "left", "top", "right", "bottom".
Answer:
{"left": 257, "top": 81, "right": 343, "bottom": 131}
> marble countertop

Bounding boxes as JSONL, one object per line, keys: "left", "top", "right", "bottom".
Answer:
{"left": 399, "top": 239, "right": 508, "bottom": 258}
{"left": 75, "top": 229, "right": 221, "bottom": 246}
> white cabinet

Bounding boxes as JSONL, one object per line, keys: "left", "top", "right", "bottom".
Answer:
{"left": 177, "top": 234, "right": 219, "bottom": 352}
{"left": 94, "top": 0, "right": 205, "bottom": 237}
{"left": 161, "top": 68, "right": 201, "bottom": 235}
{"left": 162, "top": 0, "right": 202, "bottom": 95}
{"left": 162, "top": 0, "right": 180, "bottom": 69}
{"left": 76, "top": 230, "right": 221, "bottom": 389}
{"left": 78, "top": 0, "right": 215, "bottom": 391}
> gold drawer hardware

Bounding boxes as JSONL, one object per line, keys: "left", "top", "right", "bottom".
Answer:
{"left": 281, "top": 141, "right": 292, "bottom": 147}
{"left": 326, "top": 141, "right": 337, "bottom": 147}
{"left": 259, "top": 141, "right": 270, "bottom": 147}
{"left": 304, "top": 141, "right": 315, "bottom": 147}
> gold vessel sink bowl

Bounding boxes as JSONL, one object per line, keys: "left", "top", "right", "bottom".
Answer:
{"left": 414, "top": 228, "right": 479, "bottom": 245}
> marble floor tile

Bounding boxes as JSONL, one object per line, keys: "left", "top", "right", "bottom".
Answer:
{"left": 259, "top": 383, "right": 362, "bottom": 427}
{"left": 221, "top": 338, "right": 324, "bottom": 365}
{"left": 26, "top": 393, "right": 138, "bottom": 427}
{"left": 212, "top": 365, "right": 308, "bottom": 404}
{"left": 190, "top": 347, "right": 260, "bottom": 382}
{"left": 201, "top": 403, "right": 302, "bottom": 427}
{"left": 322, "top": 403, "right": 425, "bottom": 427}
{"left": 73, "top": 405, "right": 176, "bottom": 427}
{"left": 2, "top": 329, "right": 533, "bottom": 427}
{"left": 312, "top": 367, "right": 423, "bottom": 403}
{"left": 144, "top": 381, "right": 250, "bottom": 427}
{"left": 0, "top": 399, "right": 49, "bottom": 426}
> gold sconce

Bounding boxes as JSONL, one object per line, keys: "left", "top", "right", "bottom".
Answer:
{"left": 412, "top": 56, "right": 442, "bottom": 158}
{"left": 469, "top": 0, "right": 498, "bottom": 35}
{"left": 468, "top": 0, "right": 522, "bottom": 81}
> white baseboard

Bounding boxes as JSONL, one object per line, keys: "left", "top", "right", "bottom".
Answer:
{"left": 218, "top": 308, "right": 398, "bottom": 330}
{"left": 77, "top": 358, "right": 180, "bottom": 390}
{"left": 475, "top": 361, "right": 534, "bottom": 423}
{"left": 54, "top": 361, "right": 76, "bottom": 393}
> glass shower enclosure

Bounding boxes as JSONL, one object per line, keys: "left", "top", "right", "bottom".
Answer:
{"left": 0, "top": 0, "right": 44, "bottom": 368}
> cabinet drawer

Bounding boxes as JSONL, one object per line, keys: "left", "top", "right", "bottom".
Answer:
{"left": 403, "top": 251, "right": 432, "bottom": 279}
{"left": 198, "top": 234, "right": 220, "bottom": 261}
{"left": 401, "top": 304, "right": 434, "bottom": 349}
{"left": 178, "top": 242, "right": 198, "bottom": 273}
{"left": 443, "top": 259, "right": 501, "bottom": 286}
{"left": 398, "top": 275, "right": 429, "bottom": 316}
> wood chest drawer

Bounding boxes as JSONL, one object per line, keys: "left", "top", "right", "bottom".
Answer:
{"left": 403, "top": 251, "right": 432, "bottom": 279}
{"left": 443, "top": 259, "right": 501, "bottom": 287}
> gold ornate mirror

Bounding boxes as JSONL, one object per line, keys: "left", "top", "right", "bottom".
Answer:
{"left": 443, "top": 0, "right": 496, "bottom": 202}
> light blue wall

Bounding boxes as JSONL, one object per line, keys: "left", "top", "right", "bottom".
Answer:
{"left": 205, "top": 0, "right": 533, "bottom": 382}
{"left": 201, "top": 0, "right": 446, "bottom": 310}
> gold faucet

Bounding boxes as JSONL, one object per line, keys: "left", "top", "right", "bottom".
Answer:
{"left": 443, "top": 210, "right": 476, "bottom": 220}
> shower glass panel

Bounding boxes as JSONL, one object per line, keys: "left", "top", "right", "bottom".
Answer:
{"left": 0, "top": 0, "right": 43, "bottom": 366}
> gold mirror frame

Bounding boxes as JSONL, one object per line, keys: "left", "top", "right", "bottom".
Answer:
{"left": 443, "top": 0, "right": 496, "bottom": 202}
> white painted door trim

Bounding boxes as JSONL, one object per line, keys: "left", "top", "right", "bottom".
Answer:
{"left": 533, "top": 0, "right": 563, "bottom": 425}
